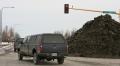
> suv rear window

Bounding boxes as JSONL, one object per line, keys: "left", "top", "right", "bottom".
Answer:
{"left": 43, "top": 35, "right": 65, "bottom": 43}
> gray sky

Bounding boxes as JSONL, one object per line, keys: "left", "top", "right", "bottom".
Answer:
{"left": 0, "top": 0, "right": 120, "bottom": 37}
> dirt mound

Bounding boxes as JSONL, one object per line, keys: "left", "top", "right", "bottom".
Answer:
{"left": 68, "top": 14, "right": 120, "bottom": 58}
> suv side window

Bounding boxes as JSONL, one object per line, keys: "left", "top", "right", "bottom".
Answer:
{"left": 29, "top": 35, "right": 39, "bottom": 44}
{"left": 29, "top": 36, "right": 33, "bottom": 44}
{"left": 23, "top": 37, "right": 27, "bottom": 43}
{"left": 32, "top": 36, "right": 37, "bottom": 44}
{"left": 23, "top": 36, "right": 30, "bottom": 43}
{"left": 36, "top": 35, "right": 41, "bottom": 44}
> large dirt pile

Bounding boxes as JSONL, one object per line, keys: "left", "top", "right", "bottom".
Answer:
{"left": 68, "top": 14, "right": 120, "bottom": 58}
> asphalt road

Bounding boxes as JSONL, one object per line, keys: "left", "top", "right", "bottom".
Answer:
{"left": 0, "top": 53, "right": 120, "bottom": 66}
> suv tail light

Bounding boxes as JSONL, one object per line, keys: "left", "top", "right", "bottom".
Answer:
{"left": 37, "top": 44, "right": 43, "bottom": 53}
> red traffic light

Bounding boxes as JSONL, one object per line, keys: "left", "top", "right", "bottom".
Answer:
{"left": 64, "top": 4, "right": 69, "bottom": 14}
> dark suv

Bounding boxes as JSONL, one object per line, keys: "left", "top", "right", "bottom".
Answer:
{"left": 18, "top": 33, "right": 68, "bottom": 64}
{"left": 14, "top": 38, "right": 24, "bottom": 52}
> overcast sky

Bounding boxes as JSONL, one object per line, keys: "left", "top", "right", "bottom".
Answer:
{"left": 0, "top": 0, "right": 120, "bottom": 37}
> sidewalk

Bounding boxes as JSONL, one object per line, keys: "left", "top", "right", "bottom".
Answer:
{"left": 0, "top": 42, "right": 14, "bottom": 55}
{"left": 66, "top": 57, "right": 120, "bottom": 64}
{"left": 0, "top": 48, "right": 5, "bottom": 55}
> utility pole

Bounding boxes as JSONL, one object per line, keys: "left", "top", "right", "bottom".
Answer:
{"left": 0, "top": 7, "right": 14, "bottom": 45}
{"left": 0, "top": 10, "right": 2, "bottom": 45}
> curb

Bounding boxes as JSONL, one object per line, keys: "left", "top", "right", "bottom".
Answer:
{"left": 66, "top": 57, "right": 120, "bottom": 64}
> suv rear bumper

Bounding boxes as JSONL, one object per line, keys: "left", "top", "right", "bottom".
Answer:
{"left": 37, "top": 53, "right": 65, "bottom": 59}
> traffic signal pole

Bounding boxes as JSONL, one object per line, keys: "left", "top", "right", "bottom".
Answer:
{"left": 69, "top": 7, "right": 103, "bottom": 13}
{"left": 64, "top": 4, "right": 120, "bottom": 22}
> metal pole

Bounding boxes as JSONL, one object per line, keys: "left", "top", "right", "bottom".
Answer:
{"left": 0, "top": 9, "right": 2, "bottom": 45}
{"left": 70, "top": 8, "right": 103, "bottom": 13}
{"left": 0, "top": 7, "right": 14, "bottom": 45}
{"left": 72, "top": 8, "right": 120, "bottom": 22}
{"left": 68, "top": 4, "right": 120, "bottom": 22}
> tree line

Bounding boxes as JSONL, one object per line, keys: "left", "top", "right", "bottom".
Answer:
{"left": 2, "top": 25, "right": 20, "bottom": 42}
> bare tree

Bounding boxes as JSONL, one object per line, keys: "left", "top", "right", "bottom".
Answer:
{"left": 64, "top": 30, "right": 71, "bottom": 39}
{"left": 9, "top": 27, "right": 15, "bottom": 42}
{"left": 2, "top": 25, "right": 21, "bottom": 42}
{"left": 2, "top": 26, "right": 9, "bottom": 42}
{"left": 54, "top": 30, "right": 63, "bottom": 35}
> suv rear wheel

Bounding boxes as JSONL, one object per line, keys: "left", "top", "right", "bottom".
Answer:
{"left": 33, "top": 53, "right": 39, "bottom": 64}
{"left": 18, "top": 52, "right": 23, "bottom": 60}
{"left": 47, "top": 59, "right": 52, "bottom": 61}
{"left": 57, "top": 58, "right": 64, "bottom": 64}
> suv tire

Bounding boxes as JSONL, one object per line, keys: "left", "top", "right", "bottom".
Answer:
{"left": 18, "top": 52, "right": 23, "bottom": 60}
{"left": 33, "top": 53, "right": 39, "bottom": 64}
{"left": 57, "top": 58, "right": 64, "bottom": 64}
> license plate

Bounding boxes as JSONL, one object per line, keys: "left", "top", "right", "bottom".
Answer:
{"left": 52, "top": 53, "right": 57, "bottom": 56}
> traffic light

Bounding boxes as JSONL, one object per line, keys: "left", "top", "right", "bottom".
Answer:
{"left": 64, "top": 4, "right": 69, "bottom": 14}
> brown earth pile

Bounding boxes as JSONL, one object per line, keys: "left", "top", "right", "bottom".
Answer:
{"left": 68, "top": 14, "right": 120, "bottom": 58}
